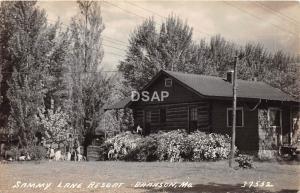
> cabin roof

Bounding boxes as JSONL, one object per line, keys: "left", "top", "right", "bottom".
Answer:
{"left": 165, "top": 70, "right": 296, "bottom": 101}
{"left": 105, "top": 70, "right": 297, "bottom": 110}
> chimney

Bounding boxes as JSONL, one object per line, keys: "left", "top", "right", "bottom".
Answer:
{"left": 226, "top": 70, "right": 234, "bottom": 83}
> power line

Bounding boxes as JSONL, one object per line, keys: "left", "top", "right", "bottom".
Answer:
{"left": 125, "top": 1, "right": 165, "bottom": 19}
{"left": 257, "top": 2, "right": 300, "bottom": 26}
{"left": 102, "top": 35, "right": 128, "bottom": 45}
{"left": 124, "top": 1, "right": 212, "bottom": 37}
{"left": 46, "top": 19, "right": 127, "bottom": 57}
{"left": 102, "top": 36, "right": 128, "bottom": 46}
{"left": 47, "top": 18, "right": 129, "bottom": 48}
{"left": 103, "top": 39, "right": 127, "bottom": 48}
{"left": 223, "top": 1, "right": 298, "bottom": 36}
{"left": 105, "top": 51, "right": 125, "bottom": 58}
{"left": 102, "top": 1, "right": 147, "bottom": 20}
{"left": 102, "top": 43, "right": 127, "bottom": 52}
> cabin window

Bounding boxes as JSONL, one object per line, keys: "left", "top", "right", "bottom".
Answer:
{"left": 227, "top": 107, "right": 244, "bottom": 127}
{"left": 160, "top": 109, "right": 166, "bottom": 123}
{"left": 165, "top": 78, "right": 172, "bottom": 87}
{"left": 268, "top": 108, "right": 281, "bottom": 127}
{"left": 190, "top": 107, "right": 198, "bottom": 121}
{"left": 146, "top": 111, "right": 151, "bottom": 123}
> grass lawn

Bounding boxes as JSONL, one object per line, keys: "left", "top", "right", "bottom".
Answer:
{"left": 0, "top": 160, "right": 299, "bottom": 193}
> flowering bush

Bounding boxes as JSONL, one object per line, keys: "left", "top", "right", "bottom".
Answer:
{"left": 104, "top": 131, "right": 142, "bottom": 160}
{"left": 189, "top": 131, "right": 233, "bottom": 161}
{"left": 37, "top": 105, "right": 72, "bottom": 144}
{"left": 155, "top": 130, "right": 193, "bottom": 161}
{"left": 101, "top": 130, "right": 234, "bottom": 162}
{"left": 125, "top": 136, "right": 158, "bottom": 161}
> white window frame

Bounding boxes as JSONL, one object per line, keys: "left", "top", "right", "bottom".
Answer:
{"left": 268, "top": 107, "right": 282, "bottom": 128}
{"left": 227, "top": 107, "right": 244, "bottom": 127}
{"left": 165, "top": 78, "right": 172, "bottom": 87}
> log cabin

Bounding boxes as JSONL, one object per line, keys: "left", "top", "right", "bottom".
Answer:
{"left": 105, "top": 70, "right": 299, "bottom": 153}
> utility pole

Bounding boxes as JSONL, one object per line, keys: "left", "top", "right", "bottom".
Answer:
{"left": 229, "top": 56, "right": 238, "bottom": 168}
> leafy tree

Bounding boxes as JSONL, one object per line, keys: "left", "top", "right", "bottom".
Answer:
{"left": 0, "top": 65, "right": 2, "bottom": 104}
{"left": 157, "top": 15, "right": 193, "bottom": 72}
{"left": 119, "top": 15, "right": 194, "bottom": 90}
{"left": 102, "top": 74, "right": 134, "bottom": 135}
{"left": 0, "top": 2, "right": 18, "bottom": 128}
{"left": 44, "top": 27, "right": 71, "bottom": 109}
{"left": 66, "top": 1, "right": 112, "bottom": 152}
{"left": 0, "top": 1, "right": 67, "bottom": 147}
{"left": 119, "top": 18, "right": 158, "bottom": 90}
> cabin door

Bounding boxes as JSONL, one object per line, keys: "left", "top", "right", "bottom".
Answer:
{"left": 144, "top": 110, "right": 151, "bottom": 135}
{"left": 268, "top": 108, "right": 283, "bottom": 146}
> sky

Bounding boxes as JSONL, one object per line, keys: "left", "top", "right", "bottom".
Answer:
{"left": 37, "top": 1, "right": 300, "bottom": 71}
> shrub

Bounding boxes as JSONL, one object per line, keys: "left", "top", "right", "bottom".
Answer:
{"left": 125, "top": 136, "right": 158, "bottom": 161}
{"left": 98, "top": 142, "right": 113, "bottom": 161}
{"left": 235, "top": 154, "right": 253, "bottom": 169}
{"left": 5, "top": 146, "right": 19, "bottom": 160}
{"left": 189, "top": 131, "right": 233, "bottom": 161}
{"left": 101, "top": 130, "right": 234, "bottom": 162}
{"left": 155, "top": 130, "right": 193, "bottom": 161}
{"left": 27, "top": 146, "right": 47, "bottom": 161}
{"left": 104, "top": 131, "right": 141, "bottom": 160}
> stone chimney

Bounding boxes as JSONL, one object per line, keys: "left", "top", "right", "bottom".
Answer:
{"left": 226, "top": 70, "right": 234, "bottom": 83}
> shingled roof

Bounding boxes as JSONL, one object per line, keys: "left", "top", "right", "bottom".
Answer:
{"left": 105, "top": 70, "right": 297, "bottom": 110}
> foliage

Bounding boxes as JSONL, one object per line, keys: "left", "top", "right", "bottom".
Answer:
{"left": 119, "top": 16, "right": 299, "bottom": 99}
{"left": 98, "top": 142, "right": 113, "bottom": 161}
{"left": 65, "top": 1, "right": 112, "bottom": 149}
{"left": 36, "top": 102, "right": 72, "bottom": 144}
{"left": 0, "top": 65, "right": 2, "bottom": 104}
{"left": 26, "top": 146, "right": 47, "bottom": 161}
{"left": 189, "top": 131, "right": 233, "bottom": 161}
{"left": 125, "top": 136, "right": 158, "bottom": 161}
{"left": 102, "top": 130, "right": 233, "bottom": 162}
{"left": 235, "top": 154, "right": 253, "bottom": 169}
{"left": 101, "top": 75, "right": 134, "bottom": 135}
{"left": 0, "top": 1, "right": 61, "bottom": 147}
{"left": 105, "top": 131, "right": 141, "bottom": 160}
{"left": 119, "top": 15, "right": 194, "bottom": 90}
{"left": 155, "top": 130, "right": 193, "bottom": 161}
